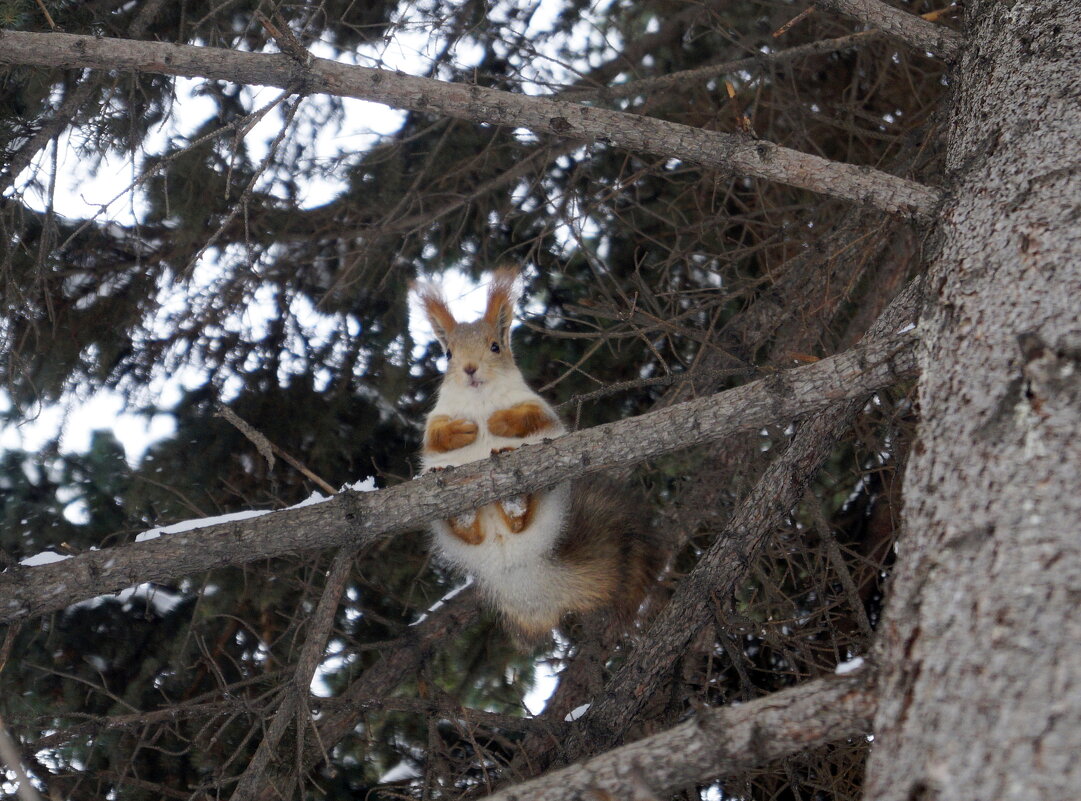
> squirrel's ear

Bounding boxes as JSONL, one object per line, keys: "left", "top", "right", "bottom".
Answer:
{"left": 484, "top": 267, "right": 519, "bottom": 351}
{"left": 412, "top": 281, "right": 457, "bottom": 351}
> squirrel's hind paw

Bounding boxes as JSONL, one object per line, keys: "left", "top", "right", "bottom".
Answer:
{"left": 496, "top": 494, "right": 535, "bottom": 533}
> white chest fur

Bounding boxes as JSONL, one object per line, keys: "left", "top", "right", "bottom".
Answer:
{"left": 422, "top": 378, "right": 573, "bottom": 632}
{"left": 421, "top": 375, "right": 566, "bottom": 470}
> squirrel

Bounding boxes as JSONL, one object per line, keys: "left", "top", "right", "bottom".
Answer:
{"left": 414, "top": 268, "right": 664, "bottom": 641}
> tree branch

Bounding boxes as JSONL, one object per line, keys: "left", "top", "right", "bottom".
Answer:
{"left": 0, "top": 330, "right": 917, "bottom": 624}
{"left": 481, "top": 672, "right": 876, "bottom": 801}
{"left": 0, "top": 29, "right": 941, "bottom": 217}
{"left": 230, "top": 546, "right": 358, "bottom": 801}
{"left": 559, "top": 30, "right": 880, "bottom": 102}
{"left": 814, "top": 0, "right": 963, "bottom": 61}
{"left": 252, "top": 595, "right": 481, "bottom": 801}
{"left": 572, "top": 277, "right": 921, "bottom": 753}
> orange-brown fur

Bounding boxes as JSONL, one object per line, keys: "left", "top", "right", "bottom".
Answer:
{"left": 424, "top": 415, "right": 479, "bottom": 454}
{"left": 416, "top": 291, "right": 458, "bottom": 345}
{"left": 482, "top": 268, "right": 518, "bottom": 334}
{"left": 487, "top": 402, "right": 557, "bottom": 439}
{"left": 494, "top": 494, "right": 537, "bottom": 533}
{"left": 447, "top": 512, "right": 485, "bottom": 545}
{"left": 416, "top": 268, "right": 665, "bottom": 641}
{"left": 552, "top": 475, "right": 667, "bottom": 631}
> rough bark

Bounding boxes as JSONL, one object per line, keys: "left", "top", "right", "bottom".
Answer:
{"left": 481, "top": 672, "right": 876, "bottom": 801}
{"left": 814, "top": 0, "right": 963, "bottom": 60}
{"left": 865, "top": 1, "right": 1081, "bottom": 798}
{"left": 0, "top": 331, "right": 916, "bottom": 624}
{"left": 0, "top": 29, "right": 941, "bottom": 217}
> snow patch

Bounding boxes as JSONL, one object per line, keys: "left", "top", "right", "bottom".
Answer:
{"left": 564, "top": 703, "right": 591, "bottom": 722}
{"left": 66, "top": 582, "right": 187, "bottom": 616}
{"left": 136, "top": 508, "right": 272, "bottom": 542}
{"left": 379, "top": 761, "right": 421, "bottom": 783}
{"left": 20, "top": 551, "right": 72, "bottom": 567}
{"left": 289, "top": 491, "right": 331, "bottom": 509}
{"left": 410, "top": 578, "right": 473, "bottom": 626}
{"left": 501, "top": 495, "right": 529, "bottom": 518}
{"left": 835, "top": 656, "right": 865, "bottom": 675}
{"left": 344, "top": 477, "right": 378, "bottom": 492}
{"left": 452, "top": 509, "right": 478, "bottom": 527}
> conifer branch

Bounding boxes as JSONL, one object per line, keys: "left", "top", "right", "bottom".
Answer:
{"left": 0, "top": 329, "right": 917, "bottom": 624}
{"left": 569, "top": 275, "right": 922, "bottom": 754}
{"left": 480, "top": 672, "right": 876, "bottom": 801}
{"left": 814, "top": 0, "right": 963, "bottom": 60}
{"left": 0, "top": 29, "right": 941, "bottom": 217}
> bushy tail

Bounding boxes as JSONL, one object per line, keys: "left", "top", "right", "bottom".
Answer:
{"left": 555, "top": 475, "right": 667, "bottom": 630}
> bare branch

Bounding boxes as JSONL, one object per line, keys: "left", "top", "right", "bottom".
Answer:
{"left": 573, "top": 277, "right": 922, "bottom": 752}
{"left": 480, "top": 672, "right": 876, "bottom": 801}
{"left": 0, "top": 330, "right": 917, "bottom": 624}
{"left": 230, "top": 546, "right": 357, "bottom": 801}
{"left": 558, "top": 31, "right": 879, "bottom": 103}
{"left": 251, "top": 595, "right": 481, "bottom": 801}
{"left": 0, "top": 79, "right": 96, "bottom": 192}
{"left": 0, "top": 712, "right": 43, "bottom": 801}
{"left": 0, "top": 29, "right": 941, "bottom": 217}
{"left": 814, "top": 0, "right": 963, "bottom": 60}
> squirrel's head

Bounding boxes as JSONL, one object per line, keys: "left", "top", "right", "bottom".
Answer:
{"left": 413, "top": 268, "right": 521, "bottom": 390}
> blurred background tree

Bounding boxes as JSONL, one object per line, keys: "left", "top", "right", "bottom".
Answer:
{"left": 0, "top": 0, "right": 947, "bottom": 798}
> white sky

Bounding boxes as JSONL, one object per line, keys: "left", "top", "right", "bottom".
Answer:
{"left": 1, "top": 0, "right": 614, "bottom": 464}
{"left": 1, "top": 0, "right": 621, "bottom": 718}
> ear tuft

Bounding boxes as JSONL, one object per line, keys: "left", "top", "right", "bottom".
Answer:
{"left": 484, "top": 266, "right": 520, "bottom": 349}
{"left": 412, "top": 280, "right": 457, "bottom": 350}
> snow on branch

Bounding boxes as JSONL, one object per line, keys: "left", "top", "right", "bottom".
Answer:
{"left": 0, "top": 330, "right": 917, "bottom": 624}
{"left": 0, "top": 29, "right": 941, "bottom": 218}
{"left": 479, "top": 672, "right": 876, "bottom": 801}
{"left": 814, "top": 0, "right": 963, "bottom": 61}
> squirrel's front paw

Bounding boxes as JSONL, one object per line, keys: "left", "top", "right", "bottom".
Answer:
{"left": 487, "top": 402, "right": 555, "bottom": 438}
{"left": 425, "top": 415, "right": 478, "bottom": 453}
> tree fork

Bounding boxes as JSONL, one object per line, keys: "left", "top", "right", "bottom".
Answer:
{"left": 0, "top": 29, "right": 941, "bottom": 217}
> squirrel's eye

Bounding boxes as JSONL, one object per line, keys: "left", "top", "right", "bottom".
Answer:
{"left": 490, "top": 342, "right": 500, "bottom": 354}
{"left": 445, "top": 350, "right": 452, "bottom": 360}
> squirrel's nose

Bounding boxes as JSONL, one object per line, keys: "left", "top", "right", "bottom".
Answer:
{"left": 463, "top": 363, "right": 478, "bottom": 376}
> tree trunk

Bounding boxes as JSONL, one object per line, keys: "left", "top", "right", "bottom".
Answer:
{"left": 866, "top": 2, "right": 1081, "bottom": 798}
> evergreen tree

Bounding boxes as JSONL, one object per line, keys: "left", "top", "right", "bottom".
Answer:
{"left": 1, "top": 1, "right": 1075, "bottom": 800}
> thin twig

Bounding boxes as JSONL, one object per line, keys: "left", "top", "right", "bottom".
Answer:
{"left": 230, "top": 546, "right": 358, "bottom": 800}
{"left": 0, "top": 712, "right": 44, "bottom": 801}
{"left": 215, "top": 404, "right": 337, "bottom": 495}
{"left": 773, "top": 5, "right": 817, "bottom": 38}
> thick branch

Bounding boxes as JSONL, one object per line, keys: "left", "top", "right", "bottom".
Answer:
{"left": 0, "top": 331, "right": 917, "bottom": 624}
{"left": 482, "top": 672, "right": 876, "bottom": 801}
{"left": 0, "top": 29, "right": 941, "bottom": 217}
{"left": 815, "top": 0, "right": 963, "bottom": 61}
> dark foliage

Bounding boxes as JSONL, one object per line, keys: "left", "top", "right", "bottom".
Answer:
{"left": 0, "top": 0, "right": 948, "bottom": 798}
